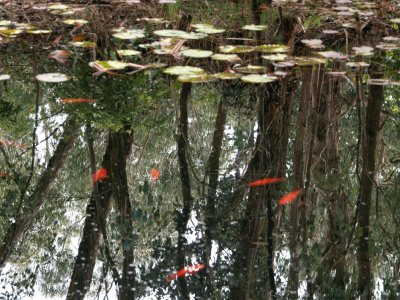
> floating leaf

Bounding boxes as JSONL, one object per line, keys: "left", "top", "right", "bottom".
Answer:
{"left": 262, "top": 53, "right": 288, "bottom": 61}
{"left": 376, "top": 43, "right": 399, "bottom": 51}
{"left": 241, "top": 74, "right": 278, "bottom": 83}
{"left": 163, "top": 66, "right": 204, "bottom": 76}
{"left": 212, "top": 72, "right": 242, "bottom": 80}
{"left": 26, "top": 29, "right": 52, "bottom": 34}
{"left": 211, "top": 54, "right": 241, "bottom": 62}
{"left": 242, "top": 24, "right": 267, "bottom": 31}
{"left": 255, "top": 44, "right": 289, "bottom": 53}
{"left": 69, "top": 41, "right": 96, "bottom": 48}
{"left": 353, "top": 46, "right": 374, "bottom": 56}
{"left": 113, "top": 29, "right": 145, "bottom": 40}
{"left": 0, "top": 20, "right": 12, "bottom": 26}
{"left": 90, "top": 60, "right": 128, "bottom": 70}
{"left": 195, "top": 27, "right": 225, "bottom": 34}
{"left": 117, "top": 49, "right": 141, "bottom": 56}
{"left": 218, "top": 45, "right": 254, "bottom": 53}
{"left": 48, "top": 4, "right": 70, "bottom": 10}
{"left": 154, "top": 29, "right": 207, "bottom": 40}
{"left": 177, "top": 73, "right": 216, "bottom": 83}
{"left": 36, "top": 73, "right": 71, "bottom": 83}
{"left": 367, "top": 79, "right": 389, "bottom": 86}
{"left": 181, "top": 49, "right": 213, "bottom": 58}
{"left": 294, "top": 56, "right": 326, "bottom": 65}
{"left": 0, "top": 74, "right": 10, "bottom": 81}
{"left": 346, "top": 61, "right": 370, "bottom": 68}
{"left": 233, "top": 64, "right": 266, "bottom": 74}
{"left": 62, "top": 19, "right": 89, "bottom": 26}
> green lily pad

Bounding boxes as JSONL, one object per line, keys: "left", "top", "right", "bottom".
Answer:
{"left": 212, "top": 72, "right": 241, "bottom": 80}
{"left": 255, "top": 44, "right": 289, "bottom": 53}
{"left": 69, "top": 41, "right": 97, "bottom": 48}
{"left": 117, "top": 49, "right": 141, "bottom": 56}
{"left": 261, "top": 53, "right": 288, "bottom": 61}
{"left": 177, "top": 74, "right": 217, "bottom": 83}
{"left": 211, "top": 53, "right": 241, "bottom": 62}
{"left": 90, "top": 60, "right": 128, "bottom": 70}
{"left": 241, "top": 74, "right": 278, "bottom": 83}
{"left": 0, "top": 20, "right": 12, "bottom": 26}
{"left": 163, "top": 66, "right": 204, "bottom": 76}
{"left": 113, "top": 29, "right": 145, "bottom": 40}
{"left": 63, "top": 19, "right": 89, "bottom": 25}
{"left": 154, "top": 30, "right": 208, "bottom": 40}
{"left": 0, "top": 74, "right": 11, "bottom": 81}
{"left": 233, "top": 65, "right": 266, "bottom": 74}
{"left": 219, "top": 45, "right": 254, "bottom": 53}
{"left": 242, "top": 24, "right": 267, "bottom": 31}
{"left": 48, "top": 4, "right": 70, "bottom": 10}
{"left": 192, "top": 24, "right": 225, "bottom": 34}
{"left": 35, "top": 73, "right": 71, "bottom": 83}
{"left": 181, "top": 49, "right": 213, "bottom": 58}
{"left": 0, "top": 28, "right": 23, "bottom": 36}
{"left": 26, "top": 29, "right": 52, "bottom": 34}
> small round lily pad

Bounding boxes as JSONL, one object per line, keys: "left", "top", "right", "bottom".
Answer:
{"left": 177, "top": 74, "right": 216, "bottom": 83}
{"left": 0, "top": 74, "right": 11, "bottom": 81}
{"left": 242, "top": 24, "right": 267, "bottom": 31}
{"left": 181, "top": 49, "right": 213, "bottom": 58}
{"left": 163, "top": 66, "right": 204, "bottom": 76}
{"left": 36, "top": 73, "right": 71, "bottom": 83}
{"left": 241, "top": 74, "right": 278, "bottom": 83}
{"left": 117, "top": 49, "right": 141, "bottom": 56}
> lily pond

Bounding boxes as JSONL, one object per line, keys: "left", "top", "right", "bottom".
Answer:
{"left": 0, "top": 0, "right": 400, "bottom": 299}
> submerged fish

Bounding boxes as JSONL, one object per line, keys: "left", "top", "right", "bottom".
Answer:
{"left": 278, "top": 189, "right": 302, "bottom": 206}
{"left": 151, "top": 168, "right": 160, "bottom": 181}
{"left": 248, "top": 177, "right": 284, "bottom": 187}
{"left": 165, "top": 263, "right": 205, "bottom": 282}
{"left": 92, "top": 168, "right": 107, "bottom": 182}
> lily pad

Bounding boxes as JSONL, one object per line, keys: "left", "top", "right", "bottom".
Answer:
{"left": 0, "top": 74, "right": 11, "bottom": 81}
{"left": 255, "top": 44, "right": 289, "bottom": 53}
{"left": 241, "top": 74, "right": 278, "bottom": 83}
{"left": 0, "top": 20, "right": 12, "bottom": 26}
{"left": 154, "top": 30, "right": 207, "bottom": 40}
{"left": 35, "top": 73, "right": 71, "bottom": 83}
{"left": 177, "top": 74, "right": 216, "bottom": 83}
{"left": 233, "top": 65, "right": 266, "bottom": 74}
{"left": 90, "top": 60, "right": 128, "bottom": 70}
{"left": 242, "top": 24, "right": 267, "bottom": 31}
{"left": 262, "top": 53, "right": 288, "bottom": 61}
{"left": 211, "top": 54, "right": 241, "bottom": 62}
{"left": 181, "top": 49, "right": 213, "bottom": 58}
{"left": 62, "top": 19, "right": 89, "bottom": 26}
{"left": 163, "top": 66, "right": 204, "bottom": 76}
{"left": 367, "top": 79, "right": 389, "bottom": 86}
{"left": 218, "top": 45, "right": 254, "bottom": 53}
{"left": 117, "top": 49, "right": 141, "bottom": 56}
{"left": 48, "top": 4, "right": 70, "bottom": 10}
{"left": 113, "top": 29, "right": 145, "bottom": 40}
{"left": 26, "top": 29, "right": 52, "bottom": 34}
{"left": 69, "top": 41, "right": 97, "bottom": 48}
{"left": 212, "top": 72, "right": 242, "bottom": 80}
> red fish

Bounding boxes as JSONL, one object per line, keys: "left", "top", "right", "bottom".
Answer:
{"left": 151, "top": 168, "right": 160, "bottom": 181}
{"left": 60, "top": 98, "right": 96, "bottom": 103}
{"left": 248, "top": 177, "right": 284, "bottom": 187}
{"left": 278, "top": 188, "right": 302, "bottom": 206}
{"left": 92, "top": 168, "right": 107, "bottom": 182}
{"left": 165, "top": 263, "right": 205, "bottom": 282}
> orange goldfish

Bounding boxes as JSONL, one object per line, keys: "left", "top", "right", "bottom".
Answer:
{"left": 151, "top": 168, "right": 160, "bottom": 181}
{"left": 165, "top": 263, "right": 205, "bottom": 282}
{"left": 278, "top": 189, "right": 302, "bottom": 206}
{"left": 60, "top": 98, "right": 96, "bottom": 104}
{"left": 92, "top": 168, "right": 107, "bottom": 182}
{"left": 248, "top": 177, "right": 284, "bottom": 187}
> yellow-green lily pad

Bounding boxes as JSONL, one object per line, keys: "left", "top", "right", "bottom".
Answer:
{"left": 255, "top": 44, "right": 289, "bottom": 53}
{"left": 113, "top": 29, "right": 145, "bottom": 40}
{"left": 36, "top": 73, "right": 71, "bottom": 83}
{"left": 242, "top": 24, "right": 267, "bottom": 31}
{"left": 26, "top": 29, "right": 52, "bottom": 34}
{"left": 178, "top": 73, "right": 217, "bottom": 83}
{"left": 241, "top": 74, "right": 278, "bottom": 83}
{"left": 90, "top": 60, "right": 128, "bottom": 70}
{"left": 69, "top": 41, "right": 97, "bottom": 48}
{"left": 233, "top": 65, "right": 266, "bottom": 74}
{"left": 163, "top": 66, "right": 204, "bottom": 76}
{"left": 212, "top": 72, "right": 242, "bottom": 80}
{"left": 181, "top": 49, "right": 213, "bottom": 58}
{"left": 63, "top": 19, "right": 89, "bottom": 25}
{"left": 0, "top": 74, "right": 11, "bottom": 81}
{"left": 219, "top": 45, "right": 254, "bottom": 53}
{"left": 262, "top": 53, "right": 288, "bottom": 61}
{"left": 211, "top": 54, "right": 241, "bottom": 62}
{"left": 117, "top": 49, "right": 141, "bottom": 56}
